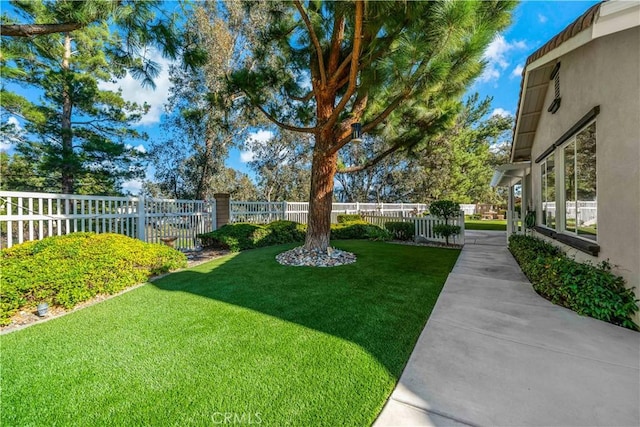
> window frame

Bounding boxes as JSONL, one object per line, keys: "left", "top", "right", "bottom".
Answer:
{"left": 551, "top": 119, "right": 598, "bottom": 243}
{"left": 537, "top": 119, "right": 598, "bottom": 246}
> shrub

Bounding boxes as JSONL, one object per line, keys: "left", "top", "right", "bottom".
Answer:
{"left": 0, "top": 233, "right": 187, "bottom": 325}
{"left": 508, "top": 235, "right": 639, "bottom": 331}
{"left": 264, "top": 220, "right": 307, "bottom": 245}
{"left": 197, "top": 223, "right": 269, "bottom": 251}
{"left": 429, "top": 200, "right": 460, "bottom": 221}
{"left": 330, "top": 220, "right": 387, "bottom": 240}
{"left": 385, "top": 221, "right": 414, "bottom": 241}
{"left": 432, "top": 224, "right": 462, "bottom": 245}
{"left": 197, "top": 221, "right": 306, "bottom": 251}
{"left": 337, "top": 214, "right": 362, "bottom": 223}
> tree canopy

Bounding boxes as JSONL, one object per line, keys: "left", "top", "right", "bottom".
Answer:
{"left": 222, "top": 0, "right": 516, "bottom": 250}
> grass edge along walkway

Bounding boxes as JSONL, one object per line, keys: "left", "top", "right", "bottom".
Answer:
{"left": 1, "top": 240, "right": 459, "bottom": 426}
{"left": 465, "top": 219, "right": 507, "bottom": 231}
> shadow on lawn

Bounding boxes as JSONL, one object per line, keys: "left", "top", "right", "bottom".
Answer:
{"left": 150, "top": 241, "right": 457, "bottom": 377}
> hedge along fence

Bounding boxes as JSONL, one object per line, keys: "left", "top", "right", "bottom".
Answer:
{"left": 197, "top": 220, "right": 390, "bottom": 252}
{"left": 0, "top": 233, "right": 187, "bottom": 325}
{"left": 508, "top": 235, "right": 639, "bottom": 331}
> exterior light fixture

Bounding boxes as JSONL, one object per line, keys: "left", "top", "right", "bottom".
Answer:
{"left": 351, "top": 122, "right": 363, "bottom": 143}
{"left": 37, "top": 302, "right": 49, "bottom": 317}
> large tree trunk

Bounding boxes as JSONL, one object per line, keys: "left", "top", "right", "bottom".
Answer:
{"left": 304, "top": 139, "right": 337, "bottom": 252}
{"left": 61, "top": 33, "right": 74, "bottom": 194}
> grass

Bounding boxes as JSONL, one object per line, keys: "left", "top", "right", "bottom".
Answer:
{"left": 465, "top": 219, "right": 507, "bottom": 231}
{"left": 0, "top": 240, "right": 459, "bottom": 426}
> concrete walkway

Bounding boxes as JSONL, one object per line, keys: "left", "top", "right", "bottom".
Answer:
{"left": 375, "top": 230, "right": 640, "bottom": 427}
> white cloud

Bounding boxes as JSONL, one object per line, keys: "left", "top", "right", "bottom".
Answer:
{"left": 490, "top": 140, "right": 510, "bottom": 154}
{"left": 125, "top": 144, "right": 147, "bottom": 153}
{"left": 240, "top": 151, "right": 255, "bottom": 163}
{"left": 98, "top": 50, "right": 173, "bottom": 126}
{"left": 122, "top": 179, "right": 143, "bottom": 194}
{"left": 7, "top": 116, "right": 21, "bottom": 130}
{"left": 511, "top": 64, "right": 524, "bottom": 79}
{"left": 240, "top": 130, "right": 274, "bottom": 163}
{"left": 538, "top": 14, "right": 548, "bottom": 24}
{"left": 479, "top": 35, "right": 528, "bottom": 83}
{"left": 1, "top": 116, "right": 24, "bottom": 151}
{"left": 491, "top": 108, "right": 513, "bottom": 118}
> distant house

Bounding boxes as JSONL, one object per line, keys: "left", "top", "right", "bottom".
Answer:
{"left": 492, "top": 0, "right": 640, "bottom": 317}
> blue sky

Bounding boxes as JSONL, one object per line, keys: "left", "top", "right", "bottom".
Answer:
{"left": 2, "top": 0, "right": 599, "bottom": 193}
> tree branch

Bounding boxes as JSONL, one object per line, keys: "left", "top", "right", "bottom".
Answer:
{"left": 294, "top": 0, "right": 327, "bottom": 86}
{"left": 337, "top": 142, "right": 404, "bottom": 173}
{"left": 327, "top": 13, "right": 345, "bottom": 76}
{"left": 255, "top": 104, "right": 318, "bottom": 134}
{"left": 1, "top": 23, "right": 84, "bottom": 37}
{"left": 328, "top": 89, "right": 409, "bottom": 155}
{"left": 362, "top": 90, "right": 410, "bottom": 133}
{"left": 324, "top": 0, "right": 364, "bottom": 131}
{"left": 331, "top": 53, "right": 352, "bottom": 86}
{"left": 288, "top": 90, "right": 315, "bottom": 103}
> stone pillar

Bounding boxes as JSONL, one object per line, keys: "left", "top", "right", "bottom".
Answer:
{"left": 214, "top": 193, "right": 230, "bottom": 229}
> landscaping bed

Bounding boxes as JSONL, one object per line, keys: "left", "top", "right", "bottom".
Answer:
{"left": 0, "top": 233, "right": 187, "bottom": 327}
{"left": 508, "top": 234, "right": 638, "bottom": 330}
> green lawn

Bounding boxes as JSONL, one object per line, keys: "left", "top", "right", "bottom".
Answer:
{"left": 465, "top": 219, "right": 507, "bottom": 231}
{"left": 1, "top": 241, "right": 459, "bottom": 426}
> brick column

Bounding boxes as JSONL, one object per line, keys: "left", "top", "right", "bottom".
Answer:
{"left": 213, "top": 193, "right": 230, "bottom": 229}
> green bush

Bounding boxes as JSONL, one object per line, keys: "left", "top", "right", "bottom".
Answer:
{"left": 337, "top": 214, "right": 363, "bottom": 223}
{"left": 197, "top": 223, "right": 268, "bottom": 251}
{"left": 263, "top": 220, "right": 307, "bottom": 245}
{"left": 385, "top": 221, "right": 414, "bottom": 241}
{"left": 429, "top": 200, "right": 460, "bottom": 221}
{"left": 508, "top": 235, "right": 639, "bottom": 331}
{"left": 330, "top": 220, "right": 387, "bottom": 240}
{"left": 433, "top": 224, "right": 461, "bottom": 245}
{"left": 197, "top": 221, "right": 306, "bottom": 251}
{"left": 0, "top": 233, "right": 187, "bottom": 325}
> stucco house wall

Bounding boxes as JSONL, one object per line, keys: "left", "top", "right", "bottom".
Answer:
{"left": 529, "top": 26, "right": 640, "bottom": 309}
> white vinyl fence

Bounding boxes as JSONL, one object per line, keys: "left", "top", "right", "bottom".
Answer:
{"left": 0, "top": 191, "right": 215, "bottom": 250}
{"left": 1, "top": 190, "right": 466, "bottom": 249}
{"left": 364, "top": 212, "right": 466, "bottom": 245}
{"left": 231, "top": 201, "right": 428, "bottom": 224}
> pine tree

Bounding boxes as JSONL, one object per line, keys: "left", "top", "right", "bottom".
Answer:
{"left": 227, "top": 0, "right": 516, "bottom": 252}
{"left": 1, "top": 17, "right": 148, "bottom": 194}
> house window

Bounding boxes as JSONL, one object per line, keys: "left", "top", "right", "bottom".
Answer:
{"left": 564, "top": 122, "right": 597, "bottom": 240}
{"left": 540, "top": 154, "right": 556, "bottom": 228}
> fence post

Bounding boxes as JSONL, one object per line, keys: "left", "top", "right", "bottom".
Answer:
{"left": 214, "top": 193, "right": 231, "bottom": 228}
{"left": 137, "top": 195, "right": 146, "bottom": 242}
{"left": 282, "top": 201, "right": 287, "bottom": 220}
{"left": 458, "top": 210, "right": 465, "bottom": 245}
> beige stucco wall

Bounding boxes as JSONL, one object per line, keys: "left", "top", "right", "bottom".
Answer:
{"left": 528, "top": 27, "right": 640, "bottom": 321}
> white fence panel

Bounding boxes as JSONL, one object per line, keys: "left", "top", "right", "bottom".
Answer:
{"left": 230, "top": 201, "right": 285, "bottom": 224}
{"left": 0, "top": 191, "right": 215, "bottom": 250}
{"left": 281, "top": 202, "right": 428, "bottom": 224}
{"left": 460, "top": 204, "right": 476, "bottom": 215}
{"left": 362, "top": 211, "right": 465, "bottom": 245}
{"left": 144, "top": 198, "right": 215, "bottom": 249}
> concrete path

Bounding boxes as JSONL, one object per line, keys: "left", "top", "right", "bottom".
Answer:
{"left": 375, "top": 230, "right": 640, "bottom": 427}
